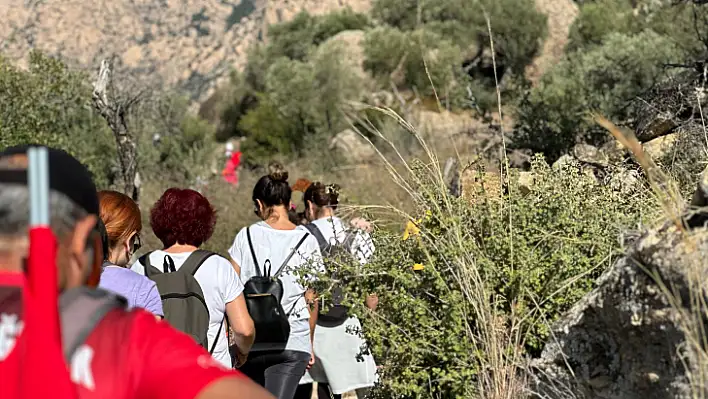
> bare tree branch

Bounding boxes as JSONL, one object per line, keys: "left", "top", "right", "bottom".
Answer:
{"left": 92, "top": 59, "right": 141, "bottom": 200}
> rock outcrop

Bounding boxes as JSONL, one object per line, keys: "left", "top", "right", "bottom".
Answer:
{"left": 329, "top": 128, "right": 376, "bottom": 163}
{"left": 0, "top": 0, "right": 372, "bottom": 103}
{"left": 531, "top": 169, "right": 708, "bottom": 399}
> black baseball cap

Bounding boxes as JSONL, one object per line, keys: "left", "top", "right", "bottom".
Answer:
{"left": 0, "top": 145, "right": 99, "bottom": 215}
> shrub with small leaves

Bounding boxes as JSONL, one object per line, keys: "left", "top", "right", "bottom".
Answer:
{"left": 303, "top": 154, "right": 656, "bottom": 397}
{"left": 0, "top": 52, "right": 115, "bottom": 186}
{"left": 515, "top": 31, "right": 681, "bottom": 159}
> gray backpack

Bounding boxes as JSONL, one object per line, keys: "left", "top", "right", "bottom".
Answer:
{"left": 138, "top": 250, "right": 220, "bottom": 353}
{"left": 59, "top": 286, "right": 127, "bottom": 362}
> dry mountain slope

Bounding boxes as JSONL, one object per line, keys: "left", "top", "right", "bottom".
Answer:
{"left": 0, "top": 0, "right": 370, "bottom": 103}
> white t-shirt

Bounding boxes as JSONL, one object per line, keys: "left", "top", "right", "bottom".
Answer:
{"left": 311, "top": 216, "right": 375, "bottom": 265}
{"left": 130, "top": 250, "right": 243, "bottom": 368}
{"left": 228, "top": 221, "right": 323, "bottom": 355}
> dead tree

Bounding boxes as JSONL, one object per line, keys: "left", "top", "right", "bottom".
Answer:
{"left": 92, "top": 59, "right": 142, "bottom": 200}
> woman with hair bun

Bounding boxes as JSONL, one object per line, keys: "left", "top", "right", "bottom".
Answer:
{"left": 98, "top": 190, "right": 163, "bottom": 317}
{"left": 296, "top": 182, "right": 377, "bottom": 399}
{"left": 228, "top": 163, "right": 323, "bottom": 399}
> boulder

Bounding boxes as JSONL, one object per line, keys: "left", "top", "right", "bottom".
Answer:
{"left": 329, "top": 129, "right": 376, "bottom": 163}
{"left": 643, "top": 133, "right": 679, "bottom": 161}
{"left": 601, "top": 139, "right": 629, "bottom": 164}
{"left": 607, "top": 168, "right": 641, "bottom": 195}
{"left": 413, "top": 109, "right": 479, "bottom": 138}
{"left": 460, "top": 168, "right": 503, "bottom": 204}
{"left": 551, "top": 154, "right": 576, "bottom": 171}
{"left": 517, "top": 171, "right": 534, "bottom": 195}
{"left": 460, "top": 168, "right": 535, "bottom": 201}
{"left": 531, "top": 180, "right": 708, "bottom": 398}
{"left": 573, "top": 143, "right": 609, "bottom": 167}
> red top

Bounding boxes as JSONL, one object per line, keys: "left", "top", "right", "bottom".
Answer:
{"left": 0, "top": 272, "right": 243, "bottom": 399}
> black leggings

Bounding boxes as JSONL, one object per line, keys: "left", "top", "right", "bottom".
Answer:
{"left": 295, "top": 383, "right": 340, "bottom": 399}
{"left": 240, "top": 350, "right": 311, "bottom": 399}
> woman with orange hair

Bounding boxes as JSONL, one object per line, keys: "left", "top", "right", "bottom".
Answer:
{"left": 97, "top": 190, "right": 163, "bottom": 317}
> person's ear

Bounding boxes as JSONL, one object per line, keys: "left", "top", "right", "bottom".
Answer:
{"left": 66, "top": 215, "right": 98, "bottom": 289}
{"left": 307, "top": 201, "right": 316, "bottom": 220}
{"left": 122, "top": 236, "right": 132, "bottom": 258}
{"left": 256, "top": 199, "right": 265, "bottom": 216}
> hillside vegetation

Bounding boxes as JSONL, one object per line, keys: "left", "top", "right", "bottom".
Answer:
{"left": 2, "top": 0, "right": 708, "bottom": 398}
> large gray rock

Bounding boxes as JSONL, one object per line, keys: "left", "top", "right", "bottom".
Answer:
{"left": 573, "top": 143, "right": 609, "bottom": 167}
{"left": 329, "top": 129, "right": 376, "bottom": 163}
{"left": 531, "top": 213, "right": 708, "bottom": 399}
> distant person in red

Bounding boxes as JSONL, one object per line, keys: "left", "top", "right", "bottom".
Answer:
{"left": 0, "top": 145, "right": 274, "bottom": 399}
{"left": 222, "top": 142, "right": 241, "bottom": 187}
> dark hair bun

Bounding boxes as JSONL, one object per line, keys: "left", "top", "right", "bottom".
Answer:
{"left": 268, "top": 162, "right": 289, "bottom": 182}
{"left": 325, "top": 184, "right": 341, "bottom": 200}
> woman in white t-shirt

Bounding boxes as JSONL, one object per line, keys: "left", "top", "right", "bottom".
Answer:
{"left": 228, "top": 163, "right": 322, "bottom": 399}
{"left": 296, "top": 182, "right": 377, "bottom": 399}
{"left": 130, "top": 188, "right": 255, "bottom": 368}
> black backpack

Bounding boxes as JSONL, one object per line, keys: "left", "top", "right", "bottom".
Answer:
{"left": 302, "top": 222, "right": 355, "bottom": 327}
{"left": 138, "top": 250, "right": 222, "bottom": 355}
{"left": 243, "top": 227, "right": 309, "bottom": 352}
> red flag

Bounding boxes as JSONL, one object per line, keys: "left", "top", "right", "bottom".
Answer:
{"left": 21, "top": 226, "right": 77, "bottom": 398}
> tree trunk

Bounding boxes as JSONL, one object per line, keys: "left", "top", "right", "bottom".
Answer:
{"left": 92, "top": 60, "right": 141, "bottom": 200}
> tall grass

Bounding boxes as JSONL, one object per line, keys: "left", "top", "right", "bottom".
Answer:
{"left": 346, "top": 101, "right": 528, "bottom": 397}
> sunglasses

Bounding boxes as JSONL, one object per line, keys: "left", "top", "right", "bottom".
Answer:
{"left": 131, "top": 234, "right": 142, "bottom": 254}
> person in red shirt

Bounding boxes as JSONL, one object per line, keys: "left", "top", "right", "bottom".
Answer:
{"left": 0, "top": 145, "right": 273, "bottom": 399}
{"left": 222, "top": 151, "right": 242, "bottom": 186}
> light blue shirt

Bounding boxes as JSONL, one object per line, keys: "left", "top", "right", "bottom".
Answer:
{"left": 99, "top": 263, "right": 163, "bottom": 316}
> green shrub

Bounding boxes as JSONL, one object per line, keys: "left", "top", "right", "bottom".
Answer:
{"left": 362, "top": 26, "right": 409, "bottom": 78}
{"left": 404, "top": 29, "right": 464, "bottom": 97}
{"left": 515, "top": 31, "right": 681, "bottom": 158}
{"left": 363, "top": 28, "right": 464, "bottom": 101}
{"left": 305, "top": 153, "right": 656, "bottom": 397}
{"left": 567, "top": 0, "right": 638, "bottom": 51}
{"left": 239, "top": 96, "right": 297, "bottom": 165}
{"left": 647, "top": 2, "right": 708, "bottom": 60}
{"left": 0, "top": 51, "right": 115, "bottom": 187}
{"left": 371, "top": 0, "right": 547, "bottom": 73}
{"left": 267, "top": 9, "right": 370, "bottom": 61}
{"left": 267, "top": 13, "right": 318, "bottom": 61}
{"left": 136, "top": 94, "right": 218, "bottom": 184}
{"left": 0, "top": 51, "right": 217, "bottom": 188}
{"left": 568, "top": 1, "right": 708, "bottom": 58}
{"left": 311, "top": 7, "right": 371, "bottom": 44}
{"left": 471, "top": 0, "right": 548, "bottom": 74}
{"left": 218, "top": 10, "right": 369, "bottom": 160}
{"left": 239, "top": 44, "right": 364, "bottom": 165}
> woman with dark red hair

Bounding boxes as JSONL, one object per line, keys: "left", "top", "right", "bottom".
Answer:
{"left": 130, "top": 188, "right": 255, "bottom": 369}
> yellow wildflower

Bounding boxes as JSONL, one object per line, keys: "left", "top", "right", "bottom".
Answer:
{"left": 412, "top": 263, "right": 425, "bottom": 271}
{"left": 402, "top": 220, "right": 421, "bottom": 241}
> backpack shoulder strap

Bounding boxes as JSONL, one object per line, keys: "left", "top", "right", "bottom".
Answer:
{"left": 209, "top": 317, "right": 224, "bottom": 355}
{"left": 179, "top": 249, "right": 216, "bottom": 276}
{"left": 273, "top": 233, "right": 310, "bottom": 279}
{"left": 246, "top": 227, "right": 262, "bottom": 277}
{"left": 138, "top": 251, "right": 158, "bottom": 277}
{"left": 341, "top": 229, "right": 357, "bottom": 252}
{"left": 303, "top": 223, "right": 328, "bottom": 252}
{"left": 59, "top": 287, "right": 127, "bottom": 362}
